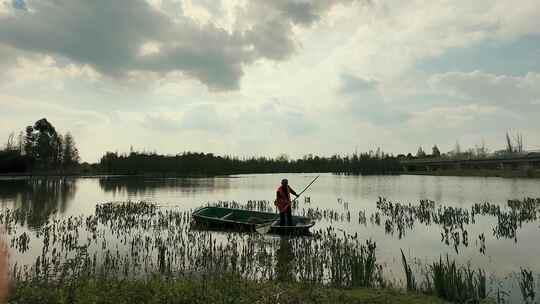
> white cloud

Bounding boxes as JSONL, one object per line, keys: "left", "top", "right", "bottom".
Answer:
{"left": 429, "top": 71, "right": 540, "bottom": 110}
{"left": 409, "top": 104, "right": 499, "bottom": 129}
{"left": 1, "top": 55, "right": 101, "bottom": 88}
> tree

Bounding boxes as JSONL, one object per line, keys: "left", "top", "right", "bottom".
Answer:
{"left": 506, "top": 132, "right": 513, "bottom": 153}
{"left": 453, "top": 141, "right": 461, "bottom": 157}
{"left": 5, "top": 132, "right": 15, "bottom": 151}
{"left": 24, "top": 118, "right": 63, "bottom": 168}
{"left": 514, "top": 132, "right": 523, "bottom": 153}
{"left": 416, "top": 146, "right": 426, "bottom": 158}
{"left": 475, "top": 139, "right": 488, "bottom": 158}
{"left": 24, "top": 126, "right": 36, "bottom": 158}
{"left": 62, "top": 132, "right": 80, "bottom": 168}
{"left": 34, "top": 118, "right": 58, "bottom": 165}
{"left": 506, "top": 131, "right": 524, "bottom": 154}
{"left": 432, "top": 145, "right": 441, "bottom": 158}
{"left": 276, "top": 153, "right": 289, "bottom": 162}
{"left": 17, "top": 131, "right": 24, "bottom": 154}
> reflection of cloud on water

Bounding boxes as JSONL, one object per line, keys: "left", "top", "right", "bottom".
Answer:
{"left": 0, "top": 177, "right": 76, "bottom": 229}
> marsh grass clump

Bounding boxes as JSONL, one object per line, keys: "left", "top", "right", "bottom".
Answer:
{"left": 400, "top": 249, "right": 416, "bottom": 292}
{"left": 302, "top": 207, "right": 351, "bottom": 223}
{"left": 428, "top": 255, "right": 486, "bottom": 303}
{"left": 2, "top": 200, "right": 386, "bottom": 293}
{"left": 399, "top": 251, "right": 488, "bottom": 303}
{"left": 518, "top": 267, "right": 535, "bottom": 303}
{"left": 208, "top": 200, "right": 276, "bottom": 213}
{"left": 322, "top": 229, "right": 380, "bottom": 288}
{"left": 374, "top": 197, "right": 540, "bottom": 254}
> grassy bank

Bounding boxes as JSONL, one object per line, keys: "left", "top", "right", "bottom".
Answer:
{"left": 10, "top": 275, "right": 448, "bottom": 304}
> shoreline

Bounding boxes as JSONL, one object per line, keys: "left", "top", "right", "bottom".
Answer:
{"left": 1, "top": 169, "right": 540, "bottom": 179}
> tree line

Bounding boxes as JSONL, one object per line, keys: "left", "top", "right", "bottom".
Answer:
{"left": 99, "top": 151, "right": 401, "bottom": 176}
{"left": 0, "top": 118, "right": 80, "bottom": 173}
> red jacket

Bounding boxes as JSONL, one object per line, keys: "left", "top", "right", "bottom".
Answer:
{"left": 275, "top": 185, "right": 297, "bottom": 212}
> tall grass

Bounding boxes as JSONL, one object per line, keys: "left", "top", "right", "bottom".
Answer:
{"left": 429, "top": 255, "right": 486, "bottom": 303}
{"left": 400, "top": 249, "right": 416, "bottom": 292}
{"left": 2, "top": 202, "right": 384, "bottom": 290}
{"left": 519, "top": 267, "right": 535, "bottom": 303}
{"left": 400, "top": 251, "right": 487, "bottom": 303}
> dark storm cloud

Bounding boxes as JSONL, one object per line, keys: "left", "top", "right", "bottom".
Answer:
{"left": 0, "top": 0, "right": 363, "bottom": 90}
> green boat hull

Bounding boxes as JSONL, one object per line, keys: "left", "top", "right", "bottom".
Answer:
{"left": 192, "top": 206, "right": 315, "bottom": 235}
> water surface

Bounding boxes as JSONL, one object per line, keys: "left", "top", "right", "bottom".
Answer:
{"left": 1, "top": 173, "right": 539, "bottom": 301}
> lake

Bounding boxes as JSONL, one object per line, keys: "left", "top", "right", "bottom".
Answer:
{"left": 1, "top": 173, "right": 539, "bottom": 302}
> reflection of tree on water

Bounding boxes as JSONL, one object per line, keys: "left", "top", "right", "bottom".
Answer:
{"left": 276, "top": 236, "right": 294, "bottom": 282}
{"left": 0, "top": 178, "right": 76, "bottom": 229}
{"left": 98, "top": 176, "right": 230, "bottom": 196}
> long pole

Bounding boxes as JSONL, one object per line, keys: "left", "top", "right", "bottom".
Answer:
{"left": 293, "top": 175, "right": 320, "bottom": 200}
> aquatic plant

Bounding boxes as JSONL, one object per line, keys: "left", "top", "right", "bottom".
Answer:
{"left": 1, "top": 201, "right": 385, "bottom": 291}
{"left": 400, "top": 249, "right": 416, "bottom": 292}
{"left": 372, "top": 197, "right": 540, "bottom": 254}
{"left": 429, "top": 255, "right": 486, "bottom": 303}
{"left": 518, "top": 267, "right": 535, "bottom": 303}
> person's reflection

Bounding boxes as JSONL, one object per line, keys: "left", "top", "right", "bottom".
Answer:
{"left": 275, "top": 236, "right": 294, "bottom": 282}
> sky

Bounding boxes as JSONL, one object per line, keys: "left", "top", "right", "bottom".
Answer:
{"left": 0, "top": 0, "right": 539, "bottom": 163}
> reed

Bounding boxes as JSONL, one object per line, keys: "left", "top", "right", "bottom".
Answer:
{"left": 518, "top": 267, "right": 535, "bottom": 303}
{"left": 428, "top": 255, "right": 486, "bottom": 303}
{"left": 1, "top": 201, "right": 384, "bottom": 290}
{"left": 400, "top": 249, "right": 416, "bottom": 292}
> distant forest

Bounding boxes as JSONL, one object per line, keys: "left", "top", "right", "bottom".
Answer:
{"left": 1, "top": 118, "right": 400, "bottom": 175}
{"left": 2, "top": 118, "right": 531, "bottom": 176}
{"left": 99, "top": 150, "right": 400, "bottom": 176}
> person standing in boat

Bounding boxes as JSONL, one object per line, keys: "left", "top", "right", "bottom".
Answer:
{"left": 275, "top": 179, "right": 299, "bottom": 226}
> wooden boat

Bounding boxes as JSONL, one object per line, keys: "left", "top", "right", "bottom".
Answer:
{"left": 192, "top": 206, "right": 315, "bottom": 235}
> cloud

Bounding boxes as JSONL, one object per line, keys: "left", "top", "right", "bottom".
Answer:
{"left": 408, "top": 104, "right": 499, "bottom": 130}
{"left": 244, "top": 0, "right": 359, "bottom": 27}
{"left": 429, "top": 71, "right": 540, "bottom": 111}
{"left": 143, "top": 104, "right": 230, "bottom": 133}
{"left": 339, "top": 73, "right": 378, "bottom": 94}
{"left": 337, "top": 72, "right": 410, "bottom": 125}
{"left": 256, "top": 100, "right": 318, "bottom": 137}
{"left": 0, "top": 0, "right": 364, "bottom": 91}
